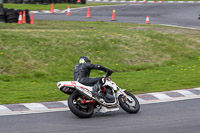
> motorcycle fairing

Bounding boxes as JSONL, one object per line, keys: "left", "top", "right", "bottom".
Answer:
{"left": 57, "top": 81, "right": 93, "bottom": 91}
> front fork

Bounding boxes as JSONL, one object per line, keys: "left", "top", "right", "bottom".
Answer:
{"left": 118, "top": 89, "right": 133, "bottom": 102}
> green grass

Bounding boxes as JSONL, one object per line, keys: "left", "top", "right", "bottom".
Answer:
{"left": 3, "top": 3, "right": 121, "bottom": 11}
{"left": 0, "top": 20, "right": 200, "bottom": 104}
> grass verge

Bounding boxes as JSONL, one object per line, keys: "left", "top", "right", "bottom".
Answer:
{"left": 0, "top": 20, "right": 200, "bottom": 104}
{"left": 3, "top": 3, "right": 121, "bottom": 11}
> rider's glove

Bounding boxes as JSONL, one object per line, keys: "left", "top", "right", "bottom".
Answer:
{"left": 106, "top": 70, "right": 113, "bottom": 77}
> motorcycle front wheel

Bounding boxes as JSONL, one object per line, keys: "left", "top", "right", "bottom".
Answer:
{"left": 118, "top": 91, "right": 140, "bottom": 113}
{"left": 68, "top": 91, "right": 94, "bottom": 118}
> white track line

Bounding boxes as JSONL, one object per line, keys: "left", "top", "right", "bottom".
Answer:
{"left": 148, "top": 93, "right": 172, "bottom": 100}
{"left": 0, "top": 108, "right": 69, "bottom": 116}
{"left": 174, "top": 90, "right": 196, "bottom": 97}
{"left": 0, "top": 105, "right": 12, "bottom": 113}
{"left": 21, "top": 103, "right": 49, "bottom": 111}
{"left": 141, "top": 95, "right": 200, "bottom": 104}
{"left": 58, "top": 101, "right": 68, "bottom": 106}
{"left": 194, "top": 87, "right": 200, "bottom": 90}
{"left": 158, "top": 24, "right": 200, "bottom": 30}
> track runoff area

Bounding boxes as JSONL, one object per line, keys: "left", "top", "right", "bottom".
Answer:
{"left": 33, "top": 2, "right": 200, "bottom": 30}
{"left": 1, "top": 87, "right": 200, "bottom": 116}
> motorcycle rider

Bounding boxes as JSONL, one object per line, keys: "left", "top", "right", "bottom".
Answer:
{"left": 74, "top": 56, "right": 113, "bottom": 97}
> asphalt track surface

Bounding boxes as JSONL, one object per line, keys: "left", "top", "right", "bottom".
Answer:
{"left": 35, "top": 3, "right": 200, "bottom": 29}
{"left": 1, "top": 98, "right": 200, "bottom": 133}
{"left": 2, "top": 3, "right": 200, "bottom": 133}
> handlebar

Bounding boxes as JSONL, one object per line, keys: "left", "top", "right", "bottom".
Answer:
{"left": 106, "top": 70, "right": 113, "bottom": 78}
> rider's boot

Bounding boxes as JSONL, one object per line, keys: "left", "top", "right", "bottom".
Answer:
{"left": 91, "top": 82, "right": 103, "bottom": 98}
{"left": 91, "top": 78, "right": 105, "bottom": 98}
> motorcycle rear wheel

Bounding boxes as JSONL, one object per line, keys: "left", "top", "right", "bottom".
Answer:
{"left": 118, "top": 91, "right": 140, "bottom": 113}
{"left": 68, "top": 91, "right": 94, "bottom": 118}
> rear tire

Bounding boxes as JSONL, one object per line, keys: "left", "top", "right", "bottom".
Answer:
{"left": 118, "top": 91, "right": 140, "bottom": 113}
{"left": 68, "top": 91, "right": 94, "bottom": 118}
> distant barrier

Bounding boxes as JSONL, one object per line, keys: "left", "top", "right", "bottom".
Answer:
{"left": 3, "top": 0, "right": 69, "bottom": 4}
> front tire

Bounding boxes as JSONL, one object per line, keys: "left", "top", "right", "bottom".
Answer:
{"left": 118, "top": 91, "right": 140, "bottom": 113}
{"left": 68, "top": 91, "right": 94, "bottom": 118}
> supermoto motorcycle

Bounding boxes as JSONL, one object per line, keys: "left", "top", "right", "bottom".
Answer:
{"left": 57, "top": 73, "right": 140, "bottom": 118}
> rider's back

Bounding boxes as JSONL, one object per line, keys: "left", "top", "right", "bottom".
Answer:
{"left": 74, "top": 63, "right": 91, "bottom": 81}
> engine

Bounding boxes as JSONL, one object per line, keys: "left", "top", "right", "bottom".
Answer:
{"left": 103, "top": 86, "right": 115, "bottom": 103}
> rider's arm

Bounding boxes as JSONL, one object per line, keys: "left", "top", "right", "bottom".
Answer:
{"left": 89, "top": 63, "right": 111, "bottom": 72}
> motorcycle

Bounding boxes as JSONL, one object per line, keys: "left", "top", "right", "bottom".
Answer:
{"left": 57, "top": 73, "right": 140, "bottom": 118}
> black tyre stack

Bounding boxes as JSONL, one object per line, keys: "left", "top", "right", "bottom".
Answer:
{"left": 0, "top": 8, "right": 30, "bottom": 23}
{"left": 0, "top": 8, "right": 5, "bottom": 23}
{"left": 4, "top": 8, "right": 19, "bottom": 23}
{"left": 81, "top": 0, "right": 86, "bottom": 4}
